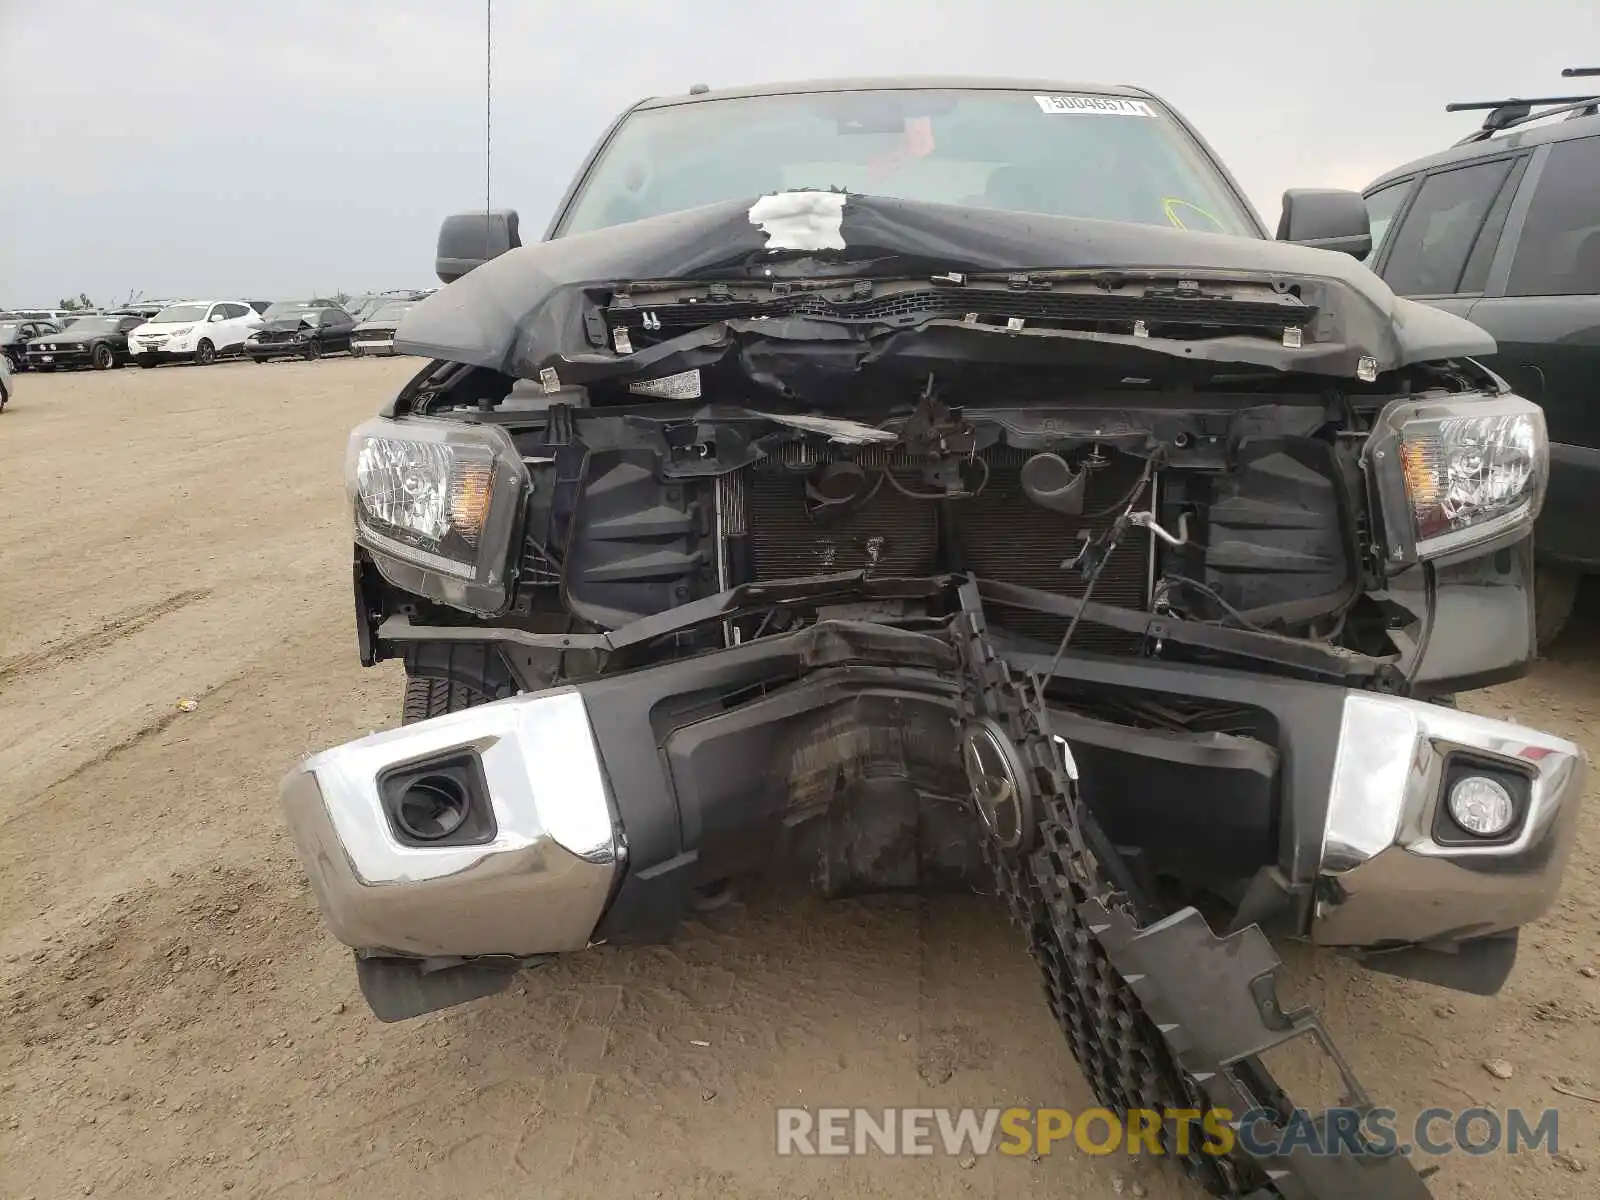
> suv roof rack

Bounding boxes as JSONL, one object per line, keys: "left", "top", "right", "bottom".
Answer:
{"left": 1448, "top": 67, "right": 1600, "bottom": 144}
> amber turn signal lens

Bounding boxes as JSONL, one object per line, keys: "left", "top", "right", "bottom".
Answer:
{"left": 449, "top": 462, "right": 494, "bottom": 547}
{"left": 1399, "top": 439, "right": 1443, "bottom": 539}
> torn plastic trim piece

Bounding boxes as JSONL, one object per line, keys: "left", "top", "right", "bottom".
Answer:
{"left": 1080, "top": 897, "right": 1435, "bottom": 1198}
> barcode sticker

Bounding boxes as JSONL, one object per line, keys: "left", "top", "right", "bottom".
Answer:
{"left": 1033, "top": 95, "right": 1155, "bottom": 117}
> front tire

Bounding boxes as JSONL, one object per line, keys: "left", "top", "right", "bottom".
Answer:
{"left": 91, "top": 344, "right": 115, "bottom": 370}
{"left": 303, "top": 340, "right": 322, "bottom": 361}
{"left": 401, "top": 676, "right": 495, "bottom": 725}
{"left": 195, "top": 339, "right": 216, "bottom": 365}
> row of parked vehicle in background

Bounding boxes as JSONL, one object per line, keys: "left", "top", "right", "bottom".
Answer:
{"left": 0, "top": 289, "right": 433, "bottom": 372}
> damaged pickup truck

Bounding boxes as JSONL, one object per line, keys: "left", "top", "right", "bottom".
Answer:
{"left": 280, "top": 80, "right": 1587, "bottom": 1197}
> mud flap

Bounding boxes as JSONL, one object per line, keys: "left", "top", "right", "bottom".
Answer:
{"left": 354, "top": 952, "right": 537, "bottom": 1023}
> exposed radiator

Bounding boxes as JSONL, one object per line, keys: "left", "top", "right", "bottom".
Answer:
{"left": 953, "top": 452, "right": 1149, "bottom": 652}
{"left": 734, "top": 447, "right": 1151, "bottom": 652}
{"left": 744, "top": 463, "right": 939, "bottom": 579}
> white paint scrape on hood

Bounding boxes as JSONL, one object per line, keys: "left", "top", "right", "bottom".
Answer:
{"left": 747, "top": 191, "right": 847, "bottom": 251}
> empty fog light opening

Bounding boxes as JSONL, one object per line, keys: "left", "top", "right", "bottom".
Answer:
{"left": 377, "top": 750, "right": 498, "bottom": 848}
{"left": 396, "top": 775, "right": 471, "bottom": 841}
{"left": 1446, "top": 775, "right": 1516, "bottom": 838}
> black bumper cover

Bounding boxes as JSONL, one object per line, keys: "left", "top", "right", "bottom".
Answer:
{"left": 569, "top": 620, "right": 1348, "bottom": 946}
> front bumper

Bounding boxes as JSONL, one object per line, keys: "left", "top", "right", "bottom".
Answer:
{"left": 25, "top": 346, "right": 91, "bottom": 367}
{"left": 350, "top": 337, "right": 397, "bottom": 356}
{"left": 1314, "top": 693, "right": 1586, "bottom": 946}
{"left": 280, "top": 624, "right": 1586, "bottom": 969}
{"left": 132, "top": 345, "right": 197, "bottom": 363}
{"left": 246, "top": 339, "right": 307, "bottom": 358}
{"left": 279, "top": 688, "right": 621, "bottom": 959}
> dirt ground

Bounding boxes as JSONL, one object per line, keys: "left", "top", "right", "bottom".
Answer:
{"left": 0, "top": 360, "right": 1595, "bottom": 1200}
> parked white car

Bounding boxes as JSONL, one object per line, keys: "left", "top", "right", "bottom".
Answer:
{"left": 129, "top": 301, "right": 263, "bottom": 366}
{"left": 0, "top": 352, "right": 13, "bottom": 412}
{"left": 9, "top": 309, "right": 79, "bottom": 327}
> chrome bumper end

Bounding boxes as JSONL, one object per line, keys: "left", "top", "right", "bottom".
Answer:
{"left": 1313, "top": 692, "right": 1587, "bottom": 947}
{"left": 279, "top": 689, "right": 622, "bottom": 960}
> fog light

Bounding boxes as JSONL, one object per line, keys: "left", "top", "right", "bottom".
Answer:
{"left": 1446, "top": 775, "right": 1515, "bottom": 838}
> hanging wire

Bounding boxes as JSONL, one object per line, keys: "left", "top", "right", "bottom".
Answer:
{"left": 1039, "top": 459, "right": 1156, "bottom": 686}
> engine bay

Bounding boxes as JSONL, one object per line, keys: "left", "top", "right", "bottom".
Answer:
{"left": 343, "top": 330, "right": 1535, "bottom": 703}
{"left": 457, "top": 381, "right": 1380, "bottom": 670}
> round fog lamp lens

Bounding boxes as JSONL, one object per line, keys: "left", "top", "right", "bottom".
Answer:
{"left": 1447, "top": 776, "right": 1515, "bottom": 837}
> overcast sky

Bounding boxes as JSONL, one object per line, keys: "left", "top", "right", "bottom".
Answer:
{"left": 3, "top": 0, "right": 1593, "bottom": 304}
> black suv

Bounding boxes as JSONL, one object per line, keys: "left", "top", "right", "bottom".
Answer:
{"left": 1363, "top": 68, "right": 1600, "bottom": 645}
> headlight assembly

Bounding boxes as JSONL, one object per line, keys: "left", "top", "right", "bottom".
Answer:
{"left": 346, "top": 416, "right": 528, "bottom": 613}
{"left": 1366, "top": 393, "right": 1547, "bottom": 566}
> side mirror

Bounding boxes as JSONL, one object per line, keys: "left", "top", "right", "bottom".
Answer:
{"left": 1276, "top": 189, "right": 1373, "bottom": 259}
{"left": 436, "top": 208, "right": 522, "bottom": 284}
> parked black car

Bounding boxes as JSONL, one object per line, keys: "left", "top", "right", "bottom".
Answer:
{"left": 24, "top": 314, "right": 144, "bottom": 370}
{"left": 1363, "top": 69, "right": 1600, "bottom": 645}
{"left": 348, "top": 300, "right": 418, "bottom": 357}
{"left": 278, "top": 76, "right": 1586, "bottom": 1200}
{"left": 244, "top": 303, "right": 358, "bottom": 362}
{"left": 1, "top": 318, "right": 62, "bottom": 371}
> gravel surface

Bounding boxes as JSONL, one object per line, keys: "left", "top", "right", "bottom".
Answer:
{"left": 1, "top": 361, "right": 1595, "bottom": 1198}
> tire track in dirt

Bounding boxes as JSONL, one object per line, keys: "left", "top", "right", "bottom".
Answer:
{"left": 0, "top": 573, "right": 346, "bottom": 813}
{"left": 0, "top": 587, "right": 211, "bottom": 684}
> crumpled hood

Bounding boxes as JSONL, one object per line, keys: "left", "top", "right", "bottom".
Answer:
{"left": 262, "top": 316, "right": 311, "bottom": 332}
{"left": 394, "top": 190, "right": 1495, "bottom": 385}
